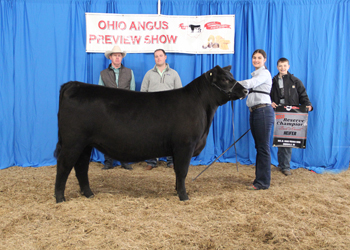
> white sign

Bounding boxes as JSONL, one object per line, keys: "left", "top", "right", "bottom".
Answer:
{"left": 86, "top": 13, "right": 235, "bottom": 54}
{"left": 273, "top": 105, "right": 309, "bottom": 148}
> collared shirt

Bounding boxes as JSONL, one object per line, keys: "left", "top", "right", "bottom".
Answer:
{"left": 238, "top": 66, "right": 272, "bottom": 108}
{"left": 156, "top": 66, "right": 167, "bottom": 77}
{"left": 98, "top": 65, "right": 135, "bottom": 90}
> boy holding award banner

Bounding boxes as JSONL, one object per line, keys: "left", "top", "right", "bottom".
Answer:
{"left": 270, "top": 58, "right": 313, "bottom": 176}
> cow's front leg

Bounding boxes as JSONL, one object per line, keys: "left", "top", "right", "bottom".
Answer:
{"left": 176, "top": 174, "right": 189, "bottom": 201}
{"left": 74, "top": 146, "right": 94, "bottom": 199}
{"left": 173, "top": 148, "right": 193, "bottom": 201}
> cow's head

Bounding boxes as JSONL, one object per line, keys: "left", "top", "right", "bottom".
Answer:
{"left": 205, "top": 65, "right": 248, "bottom": 101}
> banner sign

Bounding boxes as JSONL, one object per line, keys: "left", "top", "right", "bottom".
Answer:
{"left": 273, "top": 105, "right": 309, "bottom": 148}
{"left": 85, "top": 13, "right": 235, "bottom": 54}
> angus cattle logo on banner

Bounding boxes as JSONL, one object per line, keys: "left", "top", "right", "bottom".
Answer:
{"left": 273, "top": 105, "right": 309, "bottom": 148}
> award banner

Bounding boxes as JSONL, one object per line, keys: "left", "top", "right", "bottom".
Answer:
{"left": 273, "top": 105, "right": 309, "bottom": 148}
{"left": 86, "top": 13, "right": 235, "bottom": 54}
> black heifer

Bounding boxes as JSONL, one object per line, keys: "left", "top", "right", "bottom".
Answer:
{"left": 54, "top": 65, "right": 248, "bottom": 203}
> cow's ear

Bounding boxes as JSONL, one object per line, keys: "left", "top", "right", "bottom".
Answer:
{"left": 222, "top": 65, "right": 232, "bottom": 72}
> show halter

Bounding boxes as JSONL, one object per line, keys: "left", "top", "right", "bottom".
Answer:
{"left": 205, "top": 71, "right": 240, "bottom": 100}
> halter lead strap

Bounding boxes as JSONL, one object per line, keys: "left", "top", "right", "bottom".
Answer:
{"left": 249, "top": 89, "right": 270, "bottom": 95}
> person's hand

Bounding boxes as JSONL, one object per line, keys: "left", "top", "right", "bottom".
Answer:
{"left": 271, "top": 102, "right": 278, "bottom": 109}
{"left": 306, "top": 105, "right": 312, "bottom": 111}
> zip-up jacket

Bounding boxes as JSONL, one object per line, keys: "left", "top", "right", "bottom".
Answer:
{"left": 270, "top": 72, "right": 312, "bottom": 110}
{"left": 140, "top": 63, "right": 182, "bottom": 92}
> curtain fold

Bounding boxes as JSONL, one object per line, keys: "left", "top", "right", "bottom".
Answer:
{"left": 0, "top": 0, "right": 15, "bottom": 167}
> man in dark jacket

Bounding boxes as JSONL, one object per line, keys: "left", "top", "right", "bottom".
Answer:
{"left": 270, "top": 58, "right": 313, "bottom": 176}
{"left": 98, "top": 45, "right": 135, "bottom": 170}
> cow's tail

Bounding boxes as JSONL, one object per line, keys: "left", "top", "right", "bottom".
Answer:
{"left": 54, "top": 81, "right": 76, "bottom": 159}
{"left": 54, "top": 140, "right": 62, "bottom": 159}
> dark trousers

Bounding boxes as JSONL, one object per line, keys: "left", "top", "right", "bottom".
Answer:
{"left": 250, "top": 105, "right": 274, "bottom": 189}
{"left": 278, "top": 147, "right": 293, "bottom": 170}
{"left": 104, "top": 155, "right": 128, "bottom": 167}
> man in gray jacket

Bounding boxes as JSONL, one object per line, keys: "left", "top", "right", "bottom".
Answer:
{"left": 141, "top": 49, "right": 182, "bottom": 170}
{"left": 98, "top": 45, "right": 135, "bottom": 170}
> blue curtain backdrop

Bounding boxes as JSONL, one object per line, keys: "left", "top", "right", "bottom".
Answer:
{"left": 0, "top": 0, "right": 349, "bottom": 173}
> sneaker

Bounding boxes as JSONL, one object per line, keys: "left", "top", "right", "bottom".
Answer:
{"left": 167, "top": 164, "right": 174, "bottom": 168}
{"left": 101, "top": 164, "right": 114, "bottom": 170}
{"left": 281, "top": 169, "right": 292, "bottom": 176}
{"left": 247, "top": 184, "right": 259, "bottom": 190}
{"left": 122, "top": 164, "right": 133, "bottom": 170}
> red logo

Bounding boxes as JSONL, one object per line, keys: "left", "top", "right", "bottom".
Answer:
{"left": 284, "top": 106, "right": 300, "bottom": 110}
{"left": 276, "top": 115, "right": 285, "bottom": 119}
{"left": 204, "top": 22, "right": 231, "bottom": 30}
{"left": 179, "top": 23, "right": 188, "bottom": 30}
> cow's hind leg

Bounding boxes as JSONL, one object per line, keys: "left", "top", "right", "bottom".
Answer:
{"left": 55, "top": 147, "right": 79, "bottom": 203}
{"left": 74, "top": 146, "right": 94, "bottom": 199}
{"left": 173, "top": 147, "right": 194, "bottom": 201}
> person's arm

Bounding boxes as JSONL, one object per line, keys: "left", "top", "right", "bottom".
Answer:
{"left": 174, "top": 72, "right": 182, "bottom": 89}
{"left": 295, "top": 78, "right": 313, "bottom": 111}
{"left": 270, "top": 78, "right": 279, "bottom": 108}
{"left": 140, "top": 72, "right": 149, "bottom": 92}
{"left": 130, "top": 70, "right": 135, "bottom": 91}
{"left": 98, "top": 75, "right": 105, "bottom": 86}
{"left": 238, "top": 70, "right": 270, "bottom": 89}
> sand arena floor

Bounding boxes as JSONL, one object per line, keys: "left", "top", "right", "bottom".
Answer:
{"left": 1, "top": 161, "right": 349, "bottom": 249}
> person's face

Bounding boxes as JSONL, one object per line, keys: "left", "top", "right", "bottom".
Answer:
{"left": 277, "top": 61, "right": 290, "bottom": 76}
{"left": 154, "top": 50, "right": 167, "bottom": 67}
{"left": 109, "top": 53, "right": 123, "bottom": 68}
{"left": 252, "top": 53, "right": 266, "bottom": 69}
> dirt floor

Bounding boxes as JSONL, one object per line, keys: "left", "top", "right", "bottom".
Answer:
{"left": 0, "top": 161, "right": 349, "bottom": 249}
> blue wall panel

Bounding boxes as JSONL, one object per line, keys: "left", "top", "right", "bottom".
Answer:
{"left": 1, "top": 0, "right": 349, "bottom": 173}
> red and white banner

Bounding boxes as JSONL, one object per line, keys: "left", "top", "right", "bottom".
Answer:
{"left": 86, "top": 13, "right": 235, "bottom": 54}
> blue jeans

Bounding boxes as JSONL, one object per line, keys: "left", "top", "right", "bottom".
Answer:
{"left": 278, "top": 147, "right": 292, "bottom": 170}
{"left": 250, "top": 105, "right": 274, "bottom": 189}
{"left": 146, "top": 156, "right": 174, "bottom": 167}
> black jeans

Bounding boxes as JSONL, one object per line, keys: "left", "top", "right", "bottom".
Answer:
{"left": 278, "top": 147, "right": 293, "bottom": 170}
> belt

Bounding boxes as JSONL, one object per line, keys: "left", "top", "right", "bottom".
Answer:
{"left": 249, "top": 104, "right": 270, "bottom": 112}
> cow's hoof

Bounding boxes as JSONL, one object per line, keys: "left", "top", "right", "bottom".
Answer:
{"left": 56, "top": 196, "right": 66, "bottom": 203}
{"left": 179, "top": 193, "right": 189, "bottom": 201}
{"left": 82, "top": 190, "right": 94, "bottom": 198}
